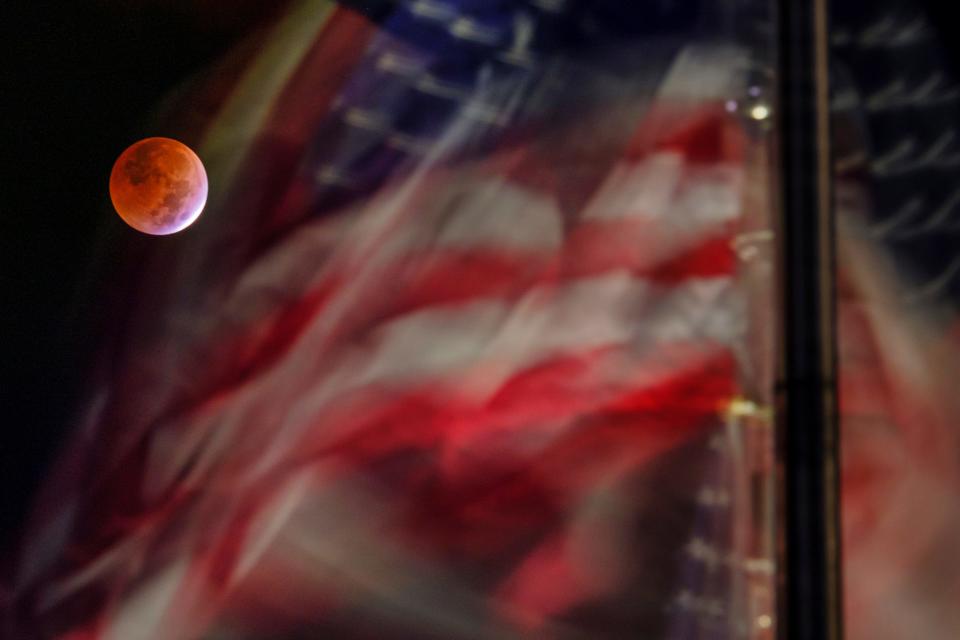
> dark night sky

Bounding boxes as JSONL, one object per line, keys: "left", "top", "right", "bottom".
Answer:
{"left": 0, "top": 0, "right": 286, "bottom": 555}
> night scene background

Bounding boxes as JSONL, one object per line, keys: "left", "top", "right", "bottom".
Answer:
{"left": 3, "top": 0, "right": 289, "bottom": 554}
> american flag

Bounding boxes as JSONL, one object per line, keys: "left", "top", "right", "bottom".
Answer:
{"left": 831, "top": 4, "right": 960, "bottom": 638}
{"left": 7, "top": 2, "right": 773, "bottom": 638}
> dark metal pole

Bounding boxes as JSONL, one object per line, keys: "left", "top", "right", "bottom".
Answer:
{"left": 775, "top": 0, "right": 842, "bottom": 638}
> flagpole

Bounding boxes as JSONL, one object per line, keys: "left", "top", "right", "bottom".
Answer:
{"left": 775, "top": 0, "right": 842, "bottom": 638}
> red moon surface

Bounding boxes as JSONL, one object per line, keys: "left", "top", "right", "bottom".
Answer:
{"left": 109, "top": 137, "right": 208, "bottom": 235}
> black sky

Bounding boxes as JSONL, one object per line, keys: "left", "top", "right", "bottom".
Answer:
{"left": 0, "top": 0, "right": 285, "bottom": 555}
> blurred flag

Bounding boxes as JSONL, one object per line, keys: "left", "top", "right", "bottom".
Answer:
{"left": 7, "top": 2, "right": 769, "bottom": 639}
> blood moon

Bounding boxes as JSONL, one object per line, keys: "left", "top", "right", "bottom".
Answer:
{"left": 109, "top": 137, "right": 208, "bottom": 235}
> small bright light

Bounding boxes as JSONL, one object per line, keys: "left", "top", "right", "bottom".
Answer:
{"left": 757, "top": 614, "right": 773, "bottom": 629}
{"left": 749, "top": 104, "right": 771, "bottom": 121}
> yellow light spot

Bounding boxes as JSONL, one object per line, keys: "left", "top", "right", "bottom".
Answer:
{"left": 724, "top": 397, "right": 773, "bottom": 421}
{"left": 750, "top": 104, "right": 771, "bottom": 121}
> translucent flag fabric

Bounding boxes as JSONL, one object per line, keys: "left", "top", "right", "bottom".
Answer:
{"left": 6, "top": 2, "right": 779, "bottom": 638}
